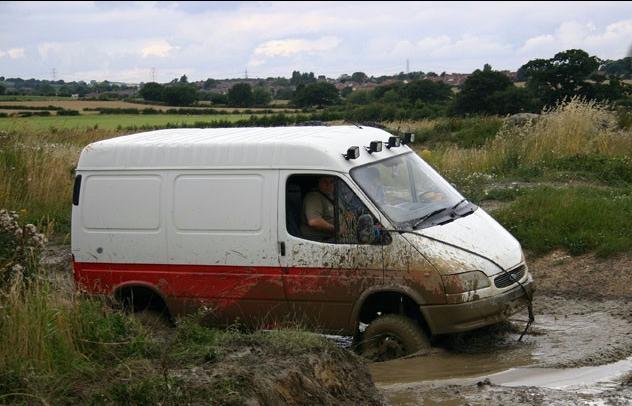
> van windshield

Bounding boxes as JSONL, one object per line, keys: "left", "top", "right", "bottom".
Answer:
{"left": 351, "top": 152, "right": 465, "bottom": 229}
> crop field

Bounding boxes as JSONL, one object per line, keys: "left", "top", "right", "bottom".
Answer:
{"left": 0, "top": 113, "right": 257, "bottom": 131}
{"left": 0, "top": 99, "right": 298, "bottom": 113}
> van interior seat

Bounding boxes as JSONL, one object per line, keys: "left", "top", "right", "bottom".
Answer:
{"left": 286, "top": 183, "right": 303, "bottom": 238}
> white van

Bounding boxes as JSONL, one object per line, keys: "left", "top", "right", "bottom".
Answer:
{"left": 72, "top": 126, "right": 534, "bottom": 360}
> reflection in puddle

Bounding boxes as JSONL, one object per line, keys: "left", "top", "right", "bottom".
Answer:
{"left": 489, "top": 356, "right": 632, "bottom": 392}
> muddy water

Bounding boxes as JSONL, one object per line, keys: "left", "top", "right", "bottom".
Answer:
{"left": 372, "top": 296, "right": 632, "bottom": 405}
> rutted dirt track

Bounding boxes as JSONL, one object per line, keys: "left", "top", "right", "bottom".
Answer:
{"left": 373, "top": 251, "right": 632, "bottom": 405}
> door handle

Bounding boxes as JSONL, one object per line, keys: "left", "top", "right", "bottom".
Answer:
{"left": 279, "top": 241, "right": 286, "bottom": 256}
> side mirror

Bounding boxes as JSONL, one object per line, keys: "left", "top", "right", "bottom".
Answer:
{"left": 357, "top": 214, "right": 387, "bottom": 245}
{"left": 357, "top": 214, "right": 374, "bottom": 244}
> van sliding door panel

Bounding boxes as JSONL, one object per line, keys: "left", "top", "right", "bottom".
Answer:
{"left": 168, "top": 170, "right": 285, "bottom": 326}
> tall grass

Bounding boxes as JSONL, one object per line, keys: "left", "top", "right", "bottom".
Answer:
{"left": 0, "top": 276, "right": 154, "bottom": 403}
{"left": 425, "top": 98, "right": 632, "bottom": 177}
{"left": 0, "top": 127, "right": 117, "bottom": 233}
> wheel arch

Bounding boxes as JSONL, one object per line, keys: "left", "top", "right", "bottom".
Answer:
{"left": 349, "top": 285, "right": 430, "bottom": 334}
{"left": 113, "top": 281, "right": 171, "bottom": 317}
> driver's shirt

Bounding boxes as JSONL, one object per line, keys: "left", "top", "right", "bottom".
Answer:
{"left": 301, "top": 191, "right": 334, "bottom": 241}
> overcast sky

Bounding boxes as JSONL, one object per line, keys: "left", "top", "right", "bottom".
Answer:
{"left": 1, "top": 1, "right": 632, "bottom": 83}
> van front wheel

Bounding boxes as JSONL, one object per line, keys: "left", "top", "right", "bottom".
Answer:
{"left": 360, "top": 314, "right": 430, "bottom": 362}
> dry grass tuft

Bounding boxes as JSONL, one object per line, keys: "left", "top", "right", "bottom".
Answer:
{"left": 424, "top": 98, "right": 632, "bottom": 176}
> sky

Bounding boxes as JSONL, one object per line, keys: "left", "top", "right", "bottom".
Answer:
{"left": 1, "top": 1, "right": 632, "bottom": 83}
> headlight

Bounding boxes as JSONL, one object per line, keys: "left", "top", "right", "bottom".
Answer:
{"left": 442, "top": 271, "right": 490, "bottom": 294}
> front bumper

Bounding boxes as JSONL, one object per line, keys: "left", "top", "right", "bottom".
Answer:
{"left": 420, "top": 276, "right": 534, "bottom": 335}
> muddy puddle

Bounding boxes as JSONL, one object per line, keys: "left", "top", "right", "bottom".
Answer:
{"left": 372, "top": 295, "right": 632, "bottom": 405}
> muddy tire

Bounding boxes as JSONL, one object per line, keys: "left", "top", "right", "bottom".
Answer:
{"left": 360, "top": 314, "right": 430, "bottom": 362}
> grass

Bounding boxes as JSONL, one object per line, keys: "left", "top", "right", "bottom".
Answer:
{"left": 0, "top": 113, "right": 255, "bottom": 131}
{"left": 0, "top": 130, "right": 105, "bottom": 234}
{"left": 412, "top": 116, "right": 504, "bottom": 148}
{"left": 0, "top": 276, "right": 331, "bottom": 405}
{"left": 494, "top": 186, "right": 632, "bottom": 257}
{"left": 424, "top": 98, "right": 632, "bottom": 179}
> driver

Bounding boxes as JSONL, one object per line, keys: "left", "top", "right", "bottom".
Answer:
{"left": 301, "top": 176, "right": 335, "bottom": 241}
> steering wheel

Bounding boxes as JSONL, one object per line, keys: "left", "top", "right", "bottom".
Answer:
{"left": 418, "top": 191, "right": 445, "bottom": 203}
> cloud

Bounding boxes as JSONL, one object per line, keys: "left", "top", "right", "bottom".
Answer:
{"left": 0, "top": 48, "right": 26, "bottom": 59}
{"left": 519, "top": 19, "right": 632, "bottom": 59}
{"left": 141, "top": 40, "right": 177, "bottom": 58}
{"left": 252, "top": 36, "right": 340, "bottom": 59}
{"left": 38, "top": 42, "right": 65, "bottom": 59}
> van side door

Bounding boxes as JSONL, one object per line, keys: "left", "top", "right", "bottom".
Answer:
{"left": 278, "top": 171, "right": 384, "bottom": 335}
{"left": 166, "top": 169, "right": 288, "bottom": 327}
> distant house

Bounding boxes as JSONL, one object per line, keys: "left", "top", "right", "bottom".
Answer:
{"left": 71, "top": 94, "right": 79, "bottom": 100}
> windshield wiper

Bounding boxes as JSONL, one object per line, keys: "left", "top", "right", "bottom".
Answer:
{"left": 412, "top": 207, "right": 450, "bottom": 229}
{"left": 412, "top": 199, "right": 470, "bottom": 229}
{"left": 451, "top": 198, "right": 468, "bottom": 211}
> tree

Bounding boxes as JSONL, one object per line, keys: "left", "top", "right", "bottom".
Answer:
{"left": 404, "top": 79, "right": 452, "bottom": 104}
{"left": 0, "top": 84, "right": 5, "bottom": 95}
{"left": 228, "top": 83, "right": 253, "bottom": 107}
{"left": 179, "top": 75, "right": 188, "bottom": 83}
{"left": 162, "top": 83, "right": 198, "bottom": 106}
{"left": 351, "top": 72, "right": 368, "bottom": 84}
{"left": 340, "top": 86, "right": 353, "bottom": 98}
{"left": 252, "top": 86, "right": 272, "bottom": 106}
{"left": 209, "top": 92, "right": 228, "bottom": 105}
{"left": 293, "top": 82, "right": 339, "bottom": 107}
{"left": 290, "top": 71, "right": 316, "bottom": 87}
{"left": 600, "top": 57, "right": 632, "bottom": 79}
{"left": 203, "top": 78, "right": 217, "bottom": 89}
{"left": 486, "top": 86, "right": 539, "bottom": 115}
{"left": 346, "top": 90, "right": 373, "bottom": 105}
{"left": 453, "top": 65, "right": 514, "bottom": 115}
{"left": 139, "top": 82, "right": 165, "bottom": 102}
{"left": 520, "top": 49, "right": 600, "bottom": 105}
{"left": 273, "top": 87, "right": 294, "bottom": 100}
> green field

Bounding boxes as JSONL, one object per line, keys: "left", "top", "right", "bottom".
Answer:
{"left": 0, "top": 113, "right": 256, "bottom": 131}
{"left": 0, "top": 95, "right": 72, "bottom": 101}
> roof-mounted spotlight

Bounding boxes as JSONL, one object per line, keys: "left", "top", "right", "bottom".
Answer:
{"left": 402, "top": 133, "right": 415, "bottom": 145}
{"left": 365, "top": 141, "right": 383, "bottom": 154}
{"left": 387, "top": 136, "right": 401, "bottom": 149}
{"left": 343, "top": 146, "right": 360, "bottom": 160}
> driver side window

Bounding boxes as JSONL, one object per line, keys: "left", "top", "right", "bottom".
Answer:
{"left": 285, "top": 174, "right": 382, "bottom": 245}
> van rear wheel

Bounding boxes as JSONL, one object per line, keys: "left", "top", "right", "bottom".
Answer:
{"left": 360, "top": 314, "right": 430, "bottom": 362}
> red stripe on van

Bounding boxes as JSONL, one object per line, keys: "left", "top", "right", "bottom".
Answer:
{"left": 73, "top": 261, "right": 286, "bottom": 300}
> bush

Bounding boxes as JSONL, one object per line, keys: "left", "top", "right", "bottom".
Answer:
{"left": 57, "top": 109, "right": 80, "bottom": 116}
{"left": 415, "top": 116, "right": 503, "bottom": 147}
{"left": 0, "top": 210, "right": 46, "bottom": 290}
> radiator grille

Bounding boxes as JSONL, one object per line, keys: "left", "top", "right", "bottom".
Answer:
{"left": 494, "top": 265, "right": 526, "bottom": 288}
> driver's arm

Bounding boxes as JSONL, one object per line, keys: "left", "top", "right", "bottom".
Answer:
{"left": 307, "top": 217, "right": 334, "bottom": 233}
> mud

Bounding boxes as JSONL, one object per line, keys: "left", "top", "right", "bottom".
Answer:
{"left": 374, "top": 251, "right": 632, "bottom": 405}
{"left": 42, "top": 244, "right": 632, "bottom": 405}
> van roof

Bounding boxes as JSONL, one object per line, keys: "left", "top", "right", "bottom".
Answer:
{"left": 77, "top": 126, "right": 411, "bottom": 172}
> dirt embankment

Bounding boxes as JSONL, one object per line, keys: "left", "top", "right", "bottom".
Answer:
{"left": 168, "top": 343, "right": 384, "bottom": 405}
{"left": 38, "top": 245, "right": 385, "bottom": 405}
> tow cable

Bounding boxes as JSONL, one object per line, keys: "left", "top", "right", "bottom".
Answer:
{"left": 519, "top": 301, "right": 535, "bottom": 342}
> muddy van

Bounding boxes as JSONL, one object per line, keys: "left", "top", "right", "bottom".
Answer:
{"left": 72, "top": 126, "right": 534, "bottom": 359}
